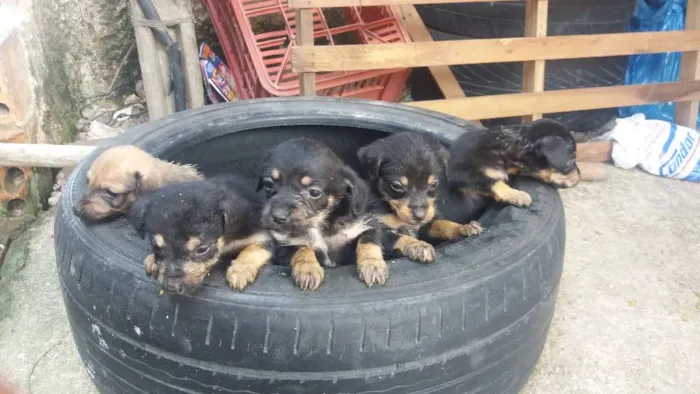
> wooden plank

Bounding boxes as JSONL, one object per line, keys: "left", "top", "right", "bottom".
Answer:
{"left": 676, "top": 0, "right": 700, "bottom": 127}
{"left": 296, "top": 9, "right": 316, "bottom": 96}
{"left": 292, "top": 30, "right": 700, "bottom": 72}
{"left": 407, "top": 80, "right": 700, "bottom": 120}
{"left": 0, "top": 143, "right": 95, "bottom": 167}
{"left": 130, "top": 0, "right": 168, "bottom": 120}
{"left": 289, "top": 0, "right": 519, "bottom": 8}
{"left": 521, "top": 0, "right": 548, "bottom": 122}
{"left": 397, "top": 5, "right": 464, "bottom": 100}
{"left": 176, "top": 0, "right": 206, "bottom": 109}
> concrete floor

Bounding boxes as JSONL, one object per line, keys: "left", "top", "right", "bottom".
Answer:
{"left": 0, "top": 166, "right": 698, "bottom": 394}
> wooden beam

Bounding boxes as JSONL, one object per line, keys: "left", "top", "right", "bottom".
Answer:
{"left": 289, "top": 0, "right": 520, "bottom": 8}
{"left": 521, "top": 0, "right": 548, "bottom": 122}
{"left": 296, "top": 9, "right": 316, "bottom": 96}
{"left": 292, "top": 30, "right": 700, "bottom": 72}
{"left": 676, "top": 0, "right": 700, "bottom": 127}
{"left": 396, "top": 5, "right": 464, "bottom": 99}
{"left": 0, "top": 143, "right": 95, "bottom": 168}
{"left": 407, "top": 80, "right": 700, "bottom": 120}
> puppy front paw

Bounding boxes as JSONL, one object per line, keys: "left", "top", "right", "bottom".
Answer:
{"left": 226, "top": 261, "right": 259, "bottom": 291}
{"left": 498, "top": 189, "right": 532, "bottom": 207}
{"left": 460, "top": 221, "right": 483, "bottom": 237}
{"left": 291, "top": 247, "right": 325, "bottom": 291}
{"left": 357, "top": 257, "right": 389, "bottom": 287}
{"left": 144, "top": 254, "right": 158, "bottom": 278}
{"left": 404, "top": 240, "right": 435, "bottom": 263}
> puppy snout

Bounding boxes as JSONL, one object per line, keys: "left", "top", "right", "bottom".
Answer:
{"left": 410, "top": 205, "right": 427, "bottom": 222}
{"left": 271, "top": 208, "right": 290, "bottom": 224}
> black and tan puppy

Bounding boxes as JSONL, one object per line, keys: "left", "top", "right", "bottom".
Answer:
{"left": 259, "top": 138, "right": 387, "bottom": 290}
{"left": 75, "top": 145, "right": 203, "bottom": 222}
{"left": 447, "top": 118, "right": 580, "bottom": 208}
{"left": 128, "top": 174, "right": 272, "bottom": 294}
{"left": 357, "top": 132, "right": 483, "bottom": 264}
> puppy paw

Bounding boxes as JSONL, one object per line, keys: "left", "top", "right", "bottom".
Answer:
{"left": 357, "top": 257, "right": 389, "bottom": 287}
{"left": 292, "top": 260, "right": 325, "bottom": 291}
{"left": 226, "top": 261, "right": 259, "bottom": 291}
{"left": 144, "top": 254, "right": 158, "bottom": 278}
{"left": 460, "top": 221, "right": 483, "bottom": 237}
{"left": 500, "top": 189, "right": 532, "bottom": 207}
{"left": 404, "top": 240, "right": 436, "bottom": 263}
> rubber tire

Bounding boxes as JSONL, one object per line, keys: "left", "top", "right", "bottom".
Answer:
{"left": 55, "top": 98, "right": 565, "bottom": 394}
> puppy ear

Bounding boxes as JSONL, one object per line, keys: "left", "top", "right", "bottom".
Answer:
{"left": 132, "top": 171, "right": 142, "bottom": 194}
{"left": 428, "top": 140, "right": 450, "bottom": 170}
{"left": 341, "top": 166, "right": 370, "bottom": 216}
{"left": 537, "top": 135, "right": 570, "bottom": 170}
{"left": 357, "top": 143, "right": 383, "bottom": 180}
{"left": 256, "top": 176, "right": 264, "bottom": 192}
{"left": 217, "top": 188, "right": 237, "bottom": 229}
{"left": 126, "top": 194, "right": 150, "bottom": 238}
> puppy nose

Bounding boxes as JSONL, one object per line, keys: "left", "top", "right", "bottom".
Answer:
{"left": 412, "top": 207, "right": 427, "bottom": 221}
{"left": 271, "top": 209, "right": 289, "bottom": 224}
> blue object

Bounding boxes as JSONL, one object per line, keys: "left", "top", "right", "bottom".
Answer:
{"left": 620, "top": 0, "right": 699, "bottom": 128}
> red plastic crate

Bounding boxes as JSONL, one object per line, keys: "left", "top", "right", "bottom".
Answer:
{"left": 202, "top": 0, "right": 411, "bottom": 100}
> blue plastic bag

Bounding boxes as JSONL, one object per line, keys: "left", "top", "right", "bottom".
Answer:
{"left": 619, "top": 0, "right": 699, "bottom": 128}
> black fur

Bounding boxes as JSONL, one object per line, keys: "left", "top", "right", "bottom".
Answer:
{"left": 127, "top": 174, "right": 267, "bottom": 294}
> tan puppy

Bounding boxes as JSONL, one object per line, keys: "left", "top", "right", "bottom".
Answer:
{"left": 74, "top": 145, "right": 202, "bottom": 221}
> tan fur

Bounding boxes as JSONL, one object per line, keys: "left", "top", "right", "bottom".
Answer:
{"left": 144, "top": 254, "right": 158, "bottom": 277}
{"left": 181, "top": 237, "right": 225, "bottom": 287}
{"left": 380, "top": 214, "right": 411, "bottom": 230}
{"left": 491, "top": 181, "right": 532, "bottom": 207}
{"left": 427, "top": 175, "right": 435, "bottom": 184}
{"left": 394, "top": 235, "right": 435, "bottom": 263}
{"left": 482, "top": 167, "right": 508, "bottom": 181}
{"left": 186, "top": 237, "right": 201, "bottom": 252}
{"left": 301, "top": 176, "right": 313, "bottom": 186}
{"left": 226, "top": 244, "right": 273, "bottom": 291}
{"left": 154, "top": 234, "right": 165, "bottom": 248}
{"left": 399, "top": 176, "right": 408, "bottom": 186}
{"left": 356, "top": 242, "right": 388, "bottom": 287}
{"left": 535, "top": 168, "right": 581, "bottom": 188}
{"left": 387, "top": 197, "right": 436, "bottom": 225}
{"left": 290, "top": 246, "right": 324, "bottom": 291}
{"left": 271, "top": 168, "right": 280, "bottom": 180}
{"left": 221, "top": 232, "right": 271, "bottom": 255}
{"left": 80, "top": 145, "right": 202, "bottom": 220}
{"left": 427, "top": 219, "right": 483, "bottom": 241}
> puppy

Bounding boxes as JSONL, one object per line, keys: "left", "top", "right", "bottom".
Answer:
{"left": 74, "top": 145, "right": 202, "bottom": 222}
{"left": 259, "top": 138, "right": 387, "bottom": 289}
{"left": 357, "top": 132, "right": 483, "bottom": 264}
{"left": 128, "top": 174, "right": 272, "bottom": 294}
{"left": 447, "top": 118, "right": 580, "bottom": 208}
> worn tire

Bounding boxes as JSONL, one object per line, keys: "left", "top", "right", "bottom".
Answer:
{"left": 54, "top": 98, "right": 565, "bottom": 393}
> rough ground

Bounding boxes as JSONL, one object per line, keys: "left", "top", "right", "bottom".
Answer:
{"left": 0, "top": 166, "right": 698, "bottom": 393}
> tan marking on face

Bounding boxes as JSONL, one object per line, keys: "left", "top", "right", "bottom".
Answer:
{"left": 154, "top": 234, "right": 165, "bottom": 248}
{"left": 425, "top": 197, "right": 436, "bottom": 224}
{"left": 388, "top": 199, "right": 413, "bottom": 223}
{"left": 427, "top": 175, "right": 435, "bottom": 184}
{"left": 271, "top": 168, "right": 280, "bottom": 180}
{"left": 399, "top": 176, "right": 408, "bottom": 186}
{"left": 182, "top": 236, "right": 225, "bottom": 287}
{"left": 380, "top": 214, "right": 408, "bottom": 229}
{"left": 301, "top": 176, "right": 313, "bottom": 186}
{"left": 186, "top": 237, "right": 201, "bottom": 252}
{"left": 536, "top": 168, "right": 581, "bottom": 188}
{"left": 482, "top": 167, "right": 508, "bottom": 181}
{"left": 506, "top": 167, "right": 520, "bottom": 175}
{"left": 326, "top": 195, "right": 335, "bottom": 208}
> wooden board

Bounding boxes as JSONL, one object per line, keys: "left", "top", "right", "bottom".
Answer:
{"left": 396, "top": 5, "right": 464, "bottom": 99}
{"left": 296, "top": 9, "right": 316, "bottom": 96}
{"left": 676, "top": 0, "right": 700, "bottom": 127}
{"left": 408, "top": 80, "right": 700, "bottom": 120}
{"left": 521, "top": 0, "right": 548, "bottom": 122}
{"left": 289, "top": 0, "right": 520, "bottom": 8}
{"left": 292, "top": 30, "right": 700, "bottom": 72}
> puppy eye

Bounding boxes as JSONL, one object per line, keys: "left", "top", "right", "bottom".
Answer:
{"left": 390, "top": 182, "right": 405, "bottom": 192}
{"left": 103, "top": 189, "right": 120, "bottom": 198}
{"left": 193, "top": 245, "right": 210, "bottom": 256}
{"left": 261, "top": 179, "right": 274, "bottom": 191}
{"left": 428, "top": 180, "right": 439, "bottom": 190}
{"left": 308, "top": 188, "right": 323, "bottom": 199}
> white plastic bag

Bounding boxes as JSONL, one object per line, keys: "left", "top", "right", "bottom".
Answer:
{"left": 609, "top": 114, "right": 700, "bottom": 182}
